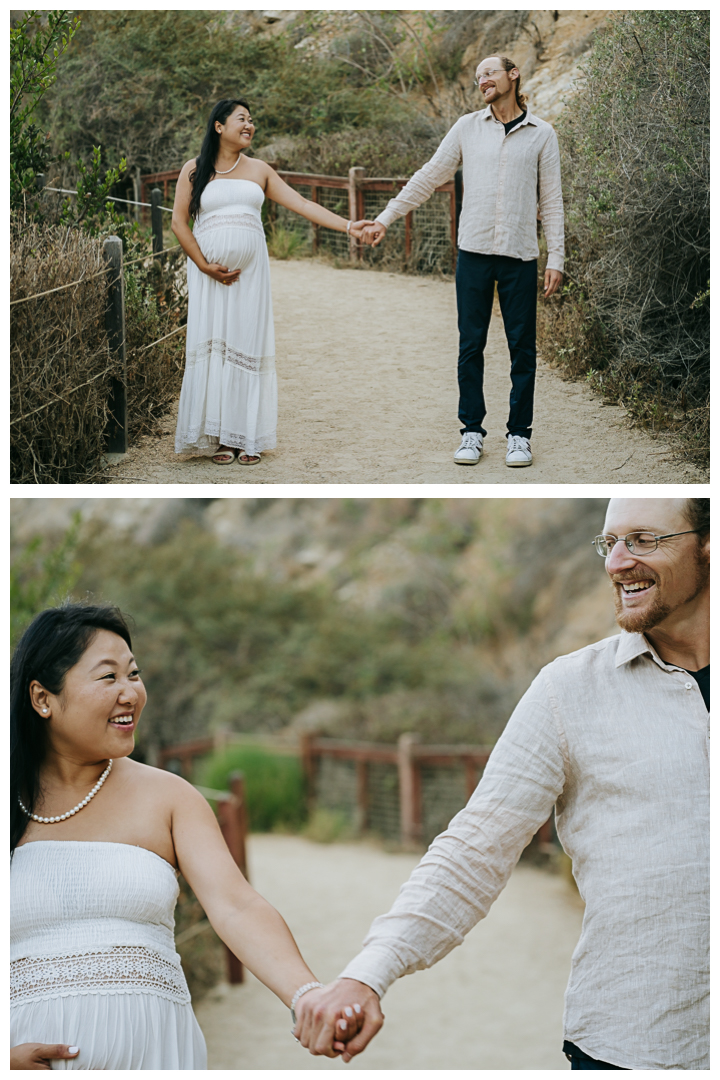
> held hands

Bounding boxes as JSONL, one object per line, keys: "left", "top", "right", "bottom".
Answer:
{"left": 543, "top": 268, "right": 563, "bottom": 298}
{"left": 11, "top": 1044, "right": 80, "bottom": 1070}
{"left": 293, "top": 979, "right": 384, "bottom": 1063}
{"left": 360, "top": 221, "right": 387, "bottom": 248}
{"left": 204, "top": 262, "right": 241, "bottom": 286}
{"left": 347, "top": 219, "right": 378, "bottom": 242}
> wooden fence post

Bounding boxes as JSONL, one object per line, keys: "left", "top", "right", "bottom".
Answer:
{"left": 404, "top": 211, "right": 413, "bottom": 267}
{"left": 348, "top": 166, "right": 365, "bottom": 262}
{"left": 356, "top": 758, "right": 369, "bottom": 832}
{"left": 218, "top": 773, "right": 249, "bottom": 984}
{"left": 311, "top": 186, "right": 320, "bottom": 254}
{"left": 300, "top": 731, "right": 316, "bottom": 811}
{"left": 103, "top": 236, "right": 127, "bottom": 455}
{"left": 398, "top": 733, "right": 422, "bottom": 848}
{"left": 151, "top": 188, "right": 164, "bottom": 263}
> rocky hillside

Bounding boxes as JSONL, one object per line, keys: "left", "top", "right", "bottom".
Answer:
{"left": 11, "top": 497, "right": 617, "bottom": 749}
{"left": 248, "top": 8, "right": 608, "bottom": 124}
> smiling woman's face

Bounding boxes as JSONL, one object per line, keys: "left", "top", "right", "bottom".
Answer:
{"left": 33, "top": 629, "right": 147, "bottom": 763}
{"left": 215, "top": 105, "right": 255, "bottom": 149}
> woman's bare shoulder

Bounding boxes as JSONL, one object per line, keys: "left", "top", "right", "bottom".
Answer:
{"left": 122, "top": 759, "right": 204, "bottom": 805}
{"left": 180, "top": 157, "right": 198, "bottom": 178}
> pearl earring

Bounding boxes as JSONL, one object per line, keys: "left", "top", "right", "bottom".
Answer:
{"left": 42, "top": 708, "right": 48, "bottom": 713}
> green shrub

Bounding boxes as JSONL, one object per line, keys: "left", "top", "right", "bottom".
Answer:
{"left": 541, "top": 10, "right": 709, "bottom": 465}
{"left": 197, "top": 745, "right": 306, "bottom": 832}
{"left": 265, "top": 223, "right": 309, "bottom": 261}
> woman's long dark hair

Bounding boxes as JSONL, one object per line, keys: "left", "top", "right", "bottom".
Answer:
{"left": 10, "top": 603, "right": 133, "bottom": 854}
{"left": 189, "top": 97, "right": 251, "bottom": 220}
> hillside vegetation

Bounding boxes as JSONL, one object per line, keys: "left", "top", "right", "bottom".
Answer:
{"left": 11, "top": 498, "right": 615, "bottom": 755}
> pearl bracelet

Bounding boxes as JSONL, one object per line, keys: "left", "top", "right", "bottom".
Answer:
{"left": 290, "top": 981, "right": 325, "bottom": 1025}
{"left": 346, "top": 220, "right": 353, "bottom": 234}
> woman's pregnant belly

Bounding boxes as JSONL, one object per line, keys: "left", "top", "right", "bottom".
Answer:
{"left": 194, "top": 211, "right": 266, "bottom": 273}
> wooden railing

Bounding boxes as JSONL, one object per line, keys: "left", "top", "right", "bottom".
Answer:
{"left": 141, "top": 164, "right": 458, "bottom": 264}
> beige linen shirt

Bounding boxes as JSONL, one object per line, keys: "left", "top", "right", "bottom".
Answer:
{"left": 375, "top": 105, "right": 565, "bottom": 272}
{"left": 339, "top": 631, "right": 709, "bottom": 1070}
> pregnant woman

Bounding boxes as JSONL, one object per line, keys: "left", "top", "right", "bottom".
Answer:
{"left": 10, "top": 604, "right": 361, "bottom": 1069}
{"left": 172, "top": 98, "right": 370, "bottom": 465}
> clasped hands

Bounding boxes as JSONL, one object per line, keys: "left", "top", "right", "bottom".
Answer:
{"left": 348, "top": 220, "right": 387, "bottom": 247}
{"left": 292, "top": 978, "right": 384, "bottom": 1062}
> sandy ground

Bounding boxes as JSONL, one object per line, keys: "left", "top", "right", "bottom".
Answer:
{"left": 194, "top": 834, "right": 584, "bottom": 1070}
{"left": 105, "top": 260, "right": 704, "bottom": 486}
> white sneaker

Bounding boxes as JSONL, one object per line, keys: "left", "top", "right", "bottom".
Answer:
{"left": 454, "top": 431, "right": 484, "bottom": 465}
{"left": 505, "top": 434, "right": 532, "bottom": 467}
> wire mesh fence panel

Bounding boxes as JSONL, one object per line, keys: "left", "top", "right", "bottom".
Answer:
{"left": 367, "top": 762, "right": 401, "bottom": 842}
{"left": 315, "top": 757, "right": 358, "bottom": 823}
{"left": 272, "top": 183, "right": 314, "bottom": 244}
{"left": 317, "top": 186, "right": 350, "bottom": 259}
{"left": 411, "top": 192, "right": 454, "bottom": 275}
{"left": 420, "top": 765, "right": 467, "bottom": 847}
{"left": 360, "top": 189, "right": 454, "bottom": 275}
{"left": 360, "top": 191, "right": 406, "bottom": 269}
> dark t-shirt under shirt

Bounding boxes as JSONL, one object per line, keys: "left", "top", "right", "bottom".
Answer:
{"left": 683, "top": 664, "right": 709, "bottom": 711}
{"left": 503, "top": 110, "right": 526, "bottom": 136}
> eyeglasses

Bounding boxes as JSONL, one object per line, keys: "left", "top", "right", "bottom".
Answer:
{"left": 476, "top": 68, "right": 507, "bottom": 84}
{"left": 591, "top": 530, "right": 699, "bottom": 557}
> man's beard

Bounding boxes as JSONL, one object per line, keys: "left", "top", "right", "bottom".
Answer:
{"left": 612, "top": 547, "right": 709, "bottom": 633}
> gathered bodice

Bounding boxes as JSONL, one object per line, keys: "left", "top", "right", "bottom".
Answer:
{"left": 11, "top": 841, "right": 179, "bottom": 963}
{"left": 198, "top": 177, "right": 265, "bottom": 219}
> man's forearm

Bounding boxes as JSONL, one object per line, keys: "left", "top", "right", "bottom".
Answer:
{"left": 337, "top": 671, "right": 566, "bottom": 999}
{"left": 375, "top": 127, "right": 461, "bottom": 229}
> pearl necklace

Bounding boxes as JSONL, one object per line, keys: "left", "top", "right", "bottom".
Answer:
{"left": 214, "top": 152, "right": 242, "bottom": 175}
{"left": 18, "top": 760, "right": 113, "bottom": 823}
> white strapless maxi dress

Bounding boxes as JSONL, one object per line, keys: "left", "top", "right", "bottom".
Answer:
{"left": 175, "top": 178, "right": 277, "bottom": 457}
{"left": 10, "top": 841, "right": 207, "bottom": 1070}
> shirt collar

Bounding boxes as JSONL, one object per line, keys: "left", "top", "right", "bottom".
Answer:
{"left": 615, "top": 629, "right": 685, "bottom": 673}
{"left": 480, "top": 104, "right": 537, "bottom": 127}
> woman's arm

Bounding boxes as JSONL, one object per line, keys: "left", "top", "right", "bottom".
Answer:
{"left": 262, "top": 163, "right": 370, "bottom": 236}
{"left": 171, "top": 160, "right": 241, "bottom": 285}
{"left": 169, "top": 778, "right": 358, "bottom": 1052}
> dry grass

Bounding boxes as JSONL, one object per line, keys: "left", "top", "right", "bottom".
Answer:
{"left": 11, "top": 220, "right": 117, "bottom": 483}
{"left": 10, "top": 217, "right": 188, "bottom": 483}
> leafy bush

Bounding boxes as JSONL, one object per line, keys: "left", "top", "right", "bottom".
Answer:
{"left": 539, "top": 11, "right": 709, "bottom": 464}
{"left": 265, "top": 223, "right": 309, "bottom": 261}
{"left": 197, "top": 746, "right": 306, "bottom": 832}
{"left": 10, "top": 514, "right": 81, "bottom": 647}
{"left": 10, "top": 10, "right": 79, "bottom": 212}
{"left": 39, "top": 11, "right": 427, "bottom": 178}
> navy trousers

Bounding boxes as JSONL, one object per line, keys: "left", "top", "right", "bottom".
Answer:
{"left": 455, "top": 249, "right": 537, "bottom": 439}
{"left": 563, "top": 1041, "right": 627, "bottom": 1070}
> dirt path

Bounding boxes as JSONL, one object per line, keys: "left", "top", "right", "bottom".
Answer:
{"left": 107, "top": 260, "right": 703, "bottom": 485}
{"left": 194, "top": 834, "right": 583, "bottom": 1070}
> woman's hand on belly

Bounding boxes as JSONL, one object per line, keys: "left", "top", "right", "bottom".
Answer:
{"left": 11, "top": 1043, "right": 80, "bottom": 1070}
{"left": 203, "top": 262, "right": 241, "bottom": 286}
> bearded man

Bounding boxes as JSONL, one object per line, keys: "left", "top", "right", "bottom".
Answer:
{"left": 361, "top": 55, "right": 564, "bottom": 469}
{"left": 295, "top": 498, "right": 709, "bottom": 1071}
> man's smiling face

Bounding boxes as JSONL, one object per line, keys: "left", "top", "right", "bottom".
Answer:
{"left": 602, "top": 498, "right": 709, "bottom": 634}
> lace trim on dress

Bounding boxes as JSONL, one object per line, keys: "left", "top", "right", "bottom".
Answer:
{"left": 194, "top": 213, "right": 265, "bottom": 240}
{"left": 10, "top": 946, "right": 190, "bottom": 1006}
{"left": 175, "top": 426, "right": 277, "bottom": 455}
{"left": 186, "top": 338, "right": 275, "bottom": 376}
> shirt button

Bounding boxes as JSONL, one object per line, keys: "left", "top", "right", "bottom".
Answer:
{"left": 684, "top": 682, "right": 694, "bottom": 689}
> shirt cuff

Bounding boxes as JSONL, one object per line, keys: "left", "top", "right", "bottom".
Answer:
{"left": 337, "top": 944, "right": 406, "bottom": 999}
{"left": 546, "top": 256, "right": 564, "bottom": 274}
{"left": 375, "top": 208, "right": 400, "bottom": 230}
